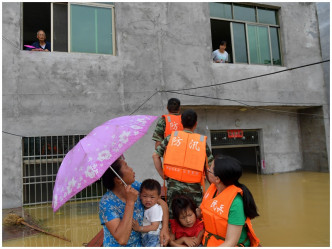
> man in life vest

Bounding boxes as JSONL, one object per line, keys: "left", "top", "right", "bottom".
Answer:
{"left": 152, "top": 98, "right": 183, "bottom": 149}
{"left": 152, "top": 109, "right": 214, "bottom": 218}
{"left": 200, "top": 155, "right": 260, "bottom": 247}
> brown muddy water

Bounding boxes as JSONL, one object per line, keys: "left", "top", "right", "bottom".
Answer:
{"left": 2, "top": 171, "right": 329, "bottom": 247}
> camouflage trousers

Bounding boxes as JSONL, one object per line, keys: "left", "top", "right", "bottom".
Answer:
{"left": 166, "top": 178, "right": 203, "bottom": 219}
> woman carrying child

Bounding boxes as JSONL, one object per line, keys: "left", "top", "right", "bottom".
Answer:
{"left": 169, "top": 195, "right": 205, "bottom": 247}
{"left": 199, "top": 155, "right": 260, "bottom": 247}
{"left": 99, "top": 157, "right": 169, "bottom": 247}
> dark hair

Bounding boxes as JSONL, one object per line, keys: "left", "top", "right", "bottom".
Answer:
{"left": 101, "top": 158, "right": 123, "bottom": 190}
{"left": 167, "top": 98, "right": 181, "bottom": 113}
{"left": 220, "top": 41, "right": 227, "bottom": 46}
{"left": 213, "top": 155, "right": 259, "bottom": 219}
{"left": 181, "top": 109, "right": 197, "bottom": 129}
{"left": 140, "top": 179, "right": 161, "bottom": 195}
{"left": 171, "top": 195, "right": 197, "bottom": 225}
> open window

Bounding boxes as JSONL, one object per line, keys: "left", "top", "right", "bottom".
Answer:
{"left": 210, "top": 19, "right": 233, "bottom": 63}
{"left": 23, "top": 2, "right": 115, "bottom": 55}
{"left": 23, "top": 3, "right": 51, "bottom": 48}
{"left": 209, "top": 3, "right": 282, "bottom": 66}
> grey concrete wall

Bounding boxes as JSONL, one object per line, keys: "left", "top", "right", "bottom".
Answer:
{"left": 193, "top": 108, "right": 303, "bottom": 174}
{"left": 2, "top": 2, "right": 329, "bottom": 208}
{"left": 316, "top": 2, "right": 330, "bottom": 167}
{"left": 299, "top": 107, "right": 329, "bottom": 172}
{"left": 2, "top": 134, "right": 23, "bottom": 208}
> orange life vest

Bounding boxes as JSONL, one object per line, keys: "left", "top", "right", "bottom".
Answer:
{"left": 162, "top": 114, "right": 183, "bottom": 138}
{"left": 163, "top": 131, "right": 207, "bottom": 186}
{"left": 200, "top": 184, "right": 260, "bottom": 247}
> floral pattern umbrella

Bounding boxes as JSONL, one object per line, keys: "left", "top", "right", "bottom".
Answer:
{"left": 52, "top": 115, "right": 158, "bottom": 212}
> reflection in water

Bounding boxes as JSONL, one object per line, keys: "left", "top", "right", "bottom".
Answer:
{"left": 2, "top": 171, "right": 330, "bottom": 247}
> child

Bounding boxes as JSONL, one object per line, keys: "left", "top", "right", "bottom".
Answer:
{"left": 132, "top": 179, "right": 163, "bottom": 247}
{"left": 169, "top": 195, "right": 205, "bottom": 247}
{"left": 212, "top": 41, "right": 229, "bottom": 63}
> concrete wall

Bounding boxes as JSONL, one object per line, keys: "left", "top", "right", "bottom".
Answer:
{"left": 2, "top": 134, "right": 23, "bottom": 208}
{"left": 316, "top": 2, "right": 330, "bottom": 103}
{"left": 299, "top": 107, "right": 329, "bottom": 172}
{"left": 2, "top": 2, "right": 329, "bottom": 208}
{"left": 193, "top": 108, "right": 303, "bottom": 174}
{"left": 316, "top": 2, "right": 330, "bottom": 167}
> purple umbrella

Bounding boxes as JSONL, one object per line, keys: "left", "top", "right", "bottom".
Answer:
{"left": 52, "top": 115, "right": 158, "bottom": 212}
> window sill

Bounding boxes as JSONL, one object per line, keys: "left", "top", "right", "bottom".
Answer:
{"left": 211, "top": 62, "right": 284, "bottom": 68}
{"left": 21, "top": 50, "right": 115, "bottom": 56}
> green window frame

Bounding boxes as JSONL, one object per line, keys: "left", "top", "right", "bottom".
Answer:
{"left": 51, "top": 2, "right": 115, "bottom": 55}
{"left": 210, "top": 3, "right": 282, "bottom": 66}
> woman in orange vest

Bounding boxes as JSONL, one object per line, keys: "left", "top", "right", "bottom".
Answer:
{"left": 200, "top": 155, "right": 260, "bottom": 247}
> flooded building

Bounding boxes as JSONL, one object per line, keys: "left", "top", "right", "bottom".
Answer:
{"left": 3, "top": 2, "right": 329, "bottom": 209}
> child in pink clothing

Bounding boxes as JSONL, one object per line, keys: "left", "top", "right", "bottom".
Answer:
{"left": 169, "top": 195, "right": 204, "bottom": 247}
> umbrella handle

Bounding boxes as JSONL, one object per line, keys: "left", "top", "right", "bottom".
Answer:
{"left": 109, "top": 166, "right": 128, "bottom": 187}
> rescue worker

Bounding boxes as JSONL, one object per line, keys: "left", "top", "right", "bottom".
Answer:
{"left": 199, "top": 155, "right": 260, "bottom": 247}
{"left": 152, "top": 98, "right": 183, "bottom": 149}
{"left": 152, "top": 109, "right": 214, "bottom": 218}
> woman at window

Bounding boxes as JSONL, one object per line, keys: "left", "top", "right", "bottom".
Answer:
{"left": 212, "top": 41, "right": 228, "bottom": 63}
{"left": 99, "top": 157, "right": 170, "bottom": 247}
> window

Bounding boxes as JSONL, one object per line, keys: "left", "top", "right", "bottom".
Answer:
{"left": 210, "top": 3, "right": 281, "bottom": 65}
{"left": 22, "top": 135, "right": 107, "bottom": 205}
{"left": 23, "top": 2, "right": 115, "bottom": 55}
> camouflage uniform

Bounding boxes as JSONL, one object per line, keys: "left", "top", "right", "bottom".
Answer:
{"left": 151, "top": 114, "right": 181, "bottom": 143}
{"left": 155, "top": 130, "right": 214, "bottom": 218}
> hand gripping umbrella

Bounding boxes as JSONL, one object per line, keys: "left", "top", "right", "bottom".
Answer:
{"left": 52, "top": 115, "right": 158, "bottom": 212}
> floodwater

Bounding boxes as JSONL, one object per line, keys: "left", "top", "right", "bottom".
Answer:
{"left": 2, "top": 171, "right": 330, "bottom": 247}
{"left": 2, "top": 201, "right": 101, "bottom": 247}
{"left": 245, "top": 171, "right": 330, "bottom": 247}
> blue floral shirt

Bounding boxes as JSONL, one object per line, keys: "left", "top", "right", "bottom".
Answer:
{"left": 99, "top": 181, "right": 144, "bottom": 247}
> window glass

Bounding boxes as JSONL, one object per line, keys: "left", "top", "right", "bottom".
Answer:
{"left": 53, "top": 3, "right": 68, "bottom": 52}
{"left": 233, "top": 4, "right": 256, "bottom": 22}
{"left": 258, "top": 8, "right": 277, "bottom": 25}
{"left": 209, "top": 3, "right": 232, "bottom": 19}
{"left": 248, "top": 25, "right": 271, "bottom": 64}
{"left": 232, "top": 23, "right": 248, "bottom": 63}
{"left": 71, "top": 4, "right": 113, "bottom": 54}
{"left": 96, "top": 8, "right": 113, "bottom": 54}
{"left": 270, "top": 27, "right": 281, "bottom": 65}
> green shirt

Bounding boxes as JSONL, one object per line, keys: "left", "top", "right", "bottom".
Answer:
{"left": 229, "top": 194, "right": 250, "bottom": 246}
{"left": 154, "top": 130, "right": 214, "bottom": 166}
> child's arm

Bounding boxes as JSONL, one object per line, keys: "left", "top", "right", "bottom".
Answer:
{"left": 193, "top": 229, "right": 205, "bottom": 246}
{"left": 169, "top": 232, "right": 187, "bottom": 247}
{"left": 132, "top": 220, "right": 161, "bottom": 233}
{"left": 157, "top": 199, "right": 170, "bottom": 246}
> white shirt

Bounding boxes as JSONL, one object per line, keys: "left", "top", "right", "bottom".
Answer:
{"left": 212, "top": 49, "right": 228, "bottom": 63}
{"left": 142, "top": 203, "right": 163, "bottom": 235}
